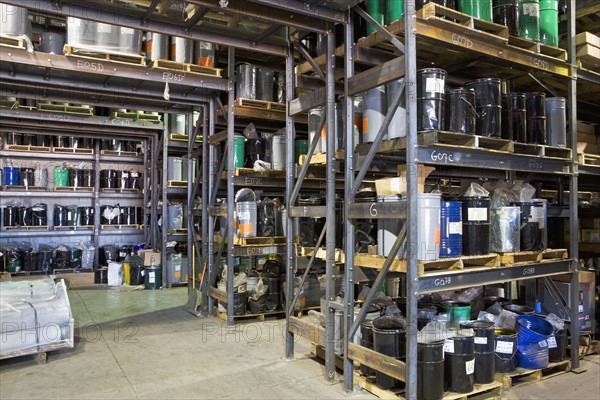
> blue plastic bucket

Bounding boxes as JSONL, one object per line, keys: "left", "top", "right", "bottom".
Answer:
{"left": 440, "top": 201, "right": 462, "bottom": 258}
{"left": 3, "top": 166, "right": 20, "bottom": 185}
{"left": 516, "top": 315, "right": 553, "bottom": 344}
{"left": 517, "top": 341, "right": 549, "bottom": 369}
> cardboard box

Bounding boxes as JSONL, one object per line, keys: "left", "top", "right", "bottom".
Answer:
{"left": 577, "top": 121, "right": 597, "bottom": 136}
{"left": 138, "top": 250, "right": 161, "bottom": 266}
{"left": 561, "top": 32, "right": 600, "bottom": 49}
{"left": 375, "top": 165, "right": 435, "bottom": 195}
{"left": 552, "top": 270, "right": 596, "bottom": 284}
{"left": 581, "top": 229, "right": 600, "bottom": 243}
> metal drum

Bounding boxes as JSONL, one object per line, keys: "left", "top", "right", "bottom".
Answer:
{"left": 519, "top": 0, "right": 540, "bottom": 41}
{"left": 19, "top": 167, "right": 35, "bottom": 187}
{"left": 53, "top": 204, "right": 68, "bottom": 227}
{"left": 445, "top": 88, "right": 476, "bottom": 134}
{"left": 146, "top": 32, "right": 169, "bottom": 60}
{"left": 493, "top": 0, "right": 519, "bottom": 36}
{"left": 0, "top": 3, "right": 29, "bottom": 37}
{"left": 545, "top": 97, "right": 566, "bottom": 147}
{"left": 465, "top": 78, "right": 502, "bottom": 137}
{"left": 119, "top": 206, "right": 136, "bottom": 225}
{"left": 417, "top": 68, "right": 446, "bottom": 131}
{"left": 171, "top": 36, "right": 193, "bottom": 63}
{"left": 526, "top": 92, "right": 547, "bottom": 144}
{"left": 363, "top": 85, "right": 386, "bottom": 142}
{"left": 256, "top": 68, "right": 275, "bottom": 102}
{"left": 40, "top": 31, "right": 65, "bottom": 55}
{"left": 31, "top": 203, "right": 48, "bottom": 226}
{"left": 440, "top": 201, "right": 463, "bottom": 258}
{"left": 100, "top": 169, "right": 117, "bottom": 189}
{"left": 119, "top": 27, "right": 142, "bottom": 55}
{"left": 67, "top": 18, "right": 96, "bottom": 47}
{"left": 236, "top": 63, "right": 257, "bottom": 99}
{"left": 68, "top": 168, "right": 84, "bottom": 188}
{"left": 79, "top": 206, "right": 94, "bottom": 226}
{"left": 195, "top": 40, "right": 215, "bottom": 67}
{"left": 96, "top": 22, "right": 120, "bottom": 50}
{"left": 501, "top": 92, "right": 527, "bottom": 142}
{"left": 117, "top": 170, "right": 130, "bottom": 189}
{"left": 461, "top": 196, "right": 491, "bottom": 255}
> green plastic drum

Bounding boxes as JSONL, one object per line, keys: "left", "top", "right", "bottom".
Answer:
{"left": 539, "top": 0, "right": 558, "bottom": 46}
{"left": 385, "top": 0, "right": 404, "bottom": 24}
{"left": 458, "top": 0, "right": 493, "bottom": 21}
{"left": 54, "top": 166, "right": 69, "bottom": 187}
{"left": 144, "top": 266, "right": 162, "bottom": 290}
{"left": 367, "top": 0, "right": 385, "bottom": 35}
{"left": 233, "top": 134, "right": 245, "bottom": 169}
{"left": 294, "top": 139, "right": 308, "bottom": 163}
{"left": 519, "top": 0, "right": 540, "bottom": 41}
{"left": 6, "top": 260, "right": 21, "bottom": 273}
{"left": 442, "top": 301, "right": 472, "bottom": 327}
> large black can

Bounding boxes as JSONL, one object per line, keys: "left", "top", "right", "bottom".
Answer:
{"left": 372, "top": 316, "right": 406, "bottom": 389}
{"left": 461, "top": 197, "right": 491, "bottom": 255}
{"left": 418, "top": 339, "right": 445, "bottom": 400}
{"left": 444, "top": 336, "right": 475, "bottom": 393}
{"left": 460, "top": 320, "right": 496, "bottom": 384}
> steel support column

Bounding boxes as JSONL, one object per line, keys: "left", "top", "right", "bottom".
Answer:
{"left": 225, "top": 47, "right": 236, "bottom": 326}
{"left": 207, "top": 97, "right": 217, "bottom": 315}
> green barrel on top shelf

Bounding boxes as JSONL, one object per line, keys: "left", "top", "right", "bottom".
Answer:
{"left": 367, "top": 0, "right": 385, "bottom": 34}
{"left": 385, "top": 0, "right": 405, "bottom": 24}
{"left": 458, "top": 0, "right": 493, "bottom": 21}
{"left": 519, "top": 0, "right": 540, "bottom": 41}
{"left": 539, "top": 0, "right": 558, "bottom": 46}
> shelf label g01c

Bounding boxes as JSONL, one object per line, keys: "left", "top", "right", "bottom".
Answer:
{"left": 434, "top": 277, "right": 452, "bottom": 287}
{"left": 430, "top": 150, "right": 455, "bottom": 163}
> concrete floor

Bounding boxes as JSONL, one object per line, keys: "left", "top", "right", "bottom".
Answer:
{"left": 1, "top": 279, "right": 598, "bottom": 399}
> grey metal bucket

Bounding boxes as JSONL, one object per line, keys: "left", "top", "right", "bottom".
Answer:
{"left": 417, "top": 193, "right": 441, "bottom": 261}
{"left": 271, "top": 135, "right": 286, "bottom": 170}
{"left": 386, "top": 79, "right": 407, "bottom": 139}
{"left": 167, "top": 157, "right": 183, "bottom": 181}
{"left": 236, "top": 189, "right": 257, "bottom": 238}
{"left": 377, "top": 195, "right": 404, "bottom": 257}
{"left": 490, "top": 207, "right": 520, "bottom": 252}
{"left": 236, "top": 63, "right": 257, "bottom": 99}
{"left": 171, "top": 36, "right": 194, "bottom": 63}
{"left": 146, "top": 32, "right": 169, "bottom": 60}
{"left": 256, "top": 68, "right": 275, "bottom": 101}
{"left": 545, "top": 97, "right": 566, "bottom": 147}
{"left": 40, "top": 32, "right": 65, "bottom": 55}
{"left": 363, "top": 85, "right": 386, "bottom": 143}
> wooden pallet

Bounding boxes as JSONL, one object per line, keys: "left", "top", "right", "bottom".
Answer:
{"left": 37, "top": 103, "right": 94, "bottom": 115}
{"left": 216, "top": 310, "right": 284, "bottom": 322}
{"left": 100, "top": 187, "right": 142, "bottom": 194}
{"left": 1, "top": 185, "right": 47, "bottom": 192}
{"left": 508, "top": 36, "right": 568, "bottom": 60}
{"left": 0, "top": 35, "right": 26, "bottom": 49}
{"left": 53, "top": 186, "right": 95, "bottom": 193}
{"left": 419, "top": 131, "right": 513, "bottom": 152}
{"left": 167, "top": 180, "right": 188, "bottom": 188}
{"left": 513, "top": 143, "right": 572, "bottom": 159}
{"left": 460, "top": 253, "right": 501, "bottom": 268}
{"left": 542, "top": 248, "right": 568, "bottom": 260}
{"left": 168, "top": 228, "right": 188, "bottom": 235}
{"left": 166, "top": 281, "right": 188, "bottom": 288}
{"left": 64, "top": 45, "right": 146, "bottom": 66}
{"left": 8, "top": 270, "right": 49, "bottom": 276}
{"left": 298, "top": 150, "right": 346, "bottom": 166}
{"left": 99, "top": 149, "right": 140, "bottom": 157}
{"left": 150, "top": 59, "right": 222, "bottom": 77}
{"left": 52, "top": 147, "right": 94, "bottom": 154}
{"left": 495, "top": 360, "right": 571, "bottom": 390}
{"left": 0, "top": 100, "right": 19, "bottom": 109}
{"left": 53, "top": 226, "right": 94, "bottom": 231}
{"left": 110, "top": 111, "right": 161, "bottom": 122}
{"left": 1, "top": 226, "right": 49, "bottom": 232}
{"left": 299, "top": 246, "right": 346, "bottom": 263}
{"left": 235, "top": 98, "right": 286, "bottom": 112}
{"left": 169, "top": 134, "right": 202, "bottom": 142}
{"left": 418, "top": 2, "right": 509, "bottom": 42}
{"left": 353, "top": 372, "right": 404, "bottom": 399}
{"left": 578, "top": 153, "right": 600, "bottom": 166}
{"left": 234, "top": 236, "right": 287, "bottom": 246}
{"left": 499, "top": 250, "right": 543, "bottom": 266}
{"left": 228, "top": 168, "right": 286, "bottom": 178}
{"left": 100, "top": 224, "right": 141, "bottom": 231}
{"left": 5, "top": 144, "right": 51, "bottom": 153}
{"left": 354, "top": 253, "right": 500, "bottom": 275}
{"left": 294, "top": 306, "right": 321, "bottom": 317}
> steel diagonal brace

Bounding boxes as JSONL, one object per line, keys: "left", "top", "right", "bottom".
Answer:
{"left": 354, "top": 6, "right": 405, "bottom": 54}
{"left": 529, "top": 73, "right": 560, "bottom": 97}
{"left": 292, "top": 38, "right": 327, "bottom": 82}
{"left": 350, "top": 84, "right": 404, "bottom": 198}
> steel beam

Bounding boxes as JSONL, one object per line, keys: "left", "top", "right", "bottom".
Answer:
{"left": 249, "top": 0, "right": 347, "bottom": 23}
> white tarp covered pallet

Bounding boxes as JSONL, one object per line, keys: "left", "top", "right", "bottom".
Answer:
{"left": 0, "top": 277, "right": 74, "bottom": 360}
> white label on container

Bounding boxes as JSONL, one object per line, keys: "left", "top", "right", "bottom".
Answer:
{"left": 448, "top": 221, "right": 462, "bottom": 235}
{"left": 97, "top": 24, "right": 112, "bottom": 33}
{"left": 547, "top": 337, "right": 558, "bottom": 349}
{"left": 539, "top": 340, "right": 548, "bottom": 348}
{"left": 71, "top": 18, "right": 81, "bottom": 27}
{"left": 496, "top": 340, "right": 514, "bottom": 354}
{"left": 579, "top": 305, "right": 584, "bottom": 313}
{"left": 122, "top": 27, "right": 134, "bottom": 35}
{"left": 149, "top": 271, "right": 155, "bottom": 284}
{"left": 238, "top": 211, "right": 251, "bottom": 221}
{"left": 523, "top": 3, "right": 540, "bottom": 18}
{"left": 425, "top": 77, "right": 445, "bottom": 94}
{"left": 468, "top": 207, "right": 488, "bottom": 221}
{"left": 443, "top": 339, "right": 455, "bottom": 354}
{"left": 465, "top": 359, "right": 475, "bottom": 375}
{"left": 475, "top": 337, "right": 488, "bottom": 345}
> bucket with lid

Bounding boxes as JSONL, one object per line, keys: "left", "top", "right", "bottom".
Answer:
{"left": 120, "top": 206, "right": 136, "bottom": 226}
{"left": 493, "top": 0, "right": 519, "bottom": 36}
{"left": 458, "top": 0, "right": 493, "bottom": 21}
{"left": 195, "top": 40, "right": 215, "bottom": 67}
{"left": 100, "top": 169, "right": 117, "bottom": 188}
{"left": 54, "top": 204, "right": 68, "bottom": 227}
{"left": 461, "top": 196, "right": 491, "bottom": 255}
{"left": 377, "top": 194, "right": 404, "bottom": 257}
{"left": 19, "top": 167, "right": 35, "bottom": 187}
{"left": 54, "top": 166, "right": 69, "bottom": 187}
{"left": 417, "top": 193, "right": 441, "bottom": 261}
{"left": 169, "top": 114, "right": 187, "bottom": 135}
{"left": 79, "top": 206, "right": 94, "bottom": 226}
{"left": 167, "top": 202, "right": 183, "bottom": 229}
{"left": 117, "top": 170, "right": 130, "bottom": 189}
{"left": 490, "top": 206, "right": 520, "bottom": 252}
{"left": 31, "top": 203, "right": 47, "bottom": 226}
{"left": 440, "top": 201, "right": 462, "bottom": 258}
{"left": 510, "top": 201, "right": 543, "bottom": 251}
{"left": 167, "top": 157, "right": 183, "bottom": 181}
{"left": 271, "top": 135, "right": 286, "bottom": 170}
{"left": 3, "top": 166, "right": 20, "bottom": 186}
{"left": 372, "top": 315, "right": 407, "bottom": 389}
{"left": 236, "top": 63, "right": 257, "bottom": 99}
{"left": 494, "top": 328, "right": 518, "bottom": 372}
{"left": 144, "top": 266, "right": 162, "bottom": 290}
{"left": 444, "top": 335, "right": 475, "bottom": 393}
{"left": 460, "top": 320, "right": 495, "bottom": 384}
{"left": 235, "top": 189, "right": 257, "bottom": 238}
{"left": 233, "top": 135, "right": 246, "bottom": 168}
{"left": 418, "top": 339, "right": 445, "bottom": 400}
{"left": 465, "top": 78, "right": 502, "bottom": 137}
{"left": 145, "top": 32, "right": 169, "bottom": 61}
{"left": 442, "top": 301, "right": 472, "bottom": 327}
{"left": 519, "top": 0, "right": 540, "bottom": 41}
{"left": 67, "top": 205, "right": 80, "bottom": 227}
{"left": 3, "top": 206, "right": 18, "bottom": 227}
{"left": 445, "top": 88, "right": 476, "bottom": 134}
{"left": 171, "top": 36, "right": 193, "bottom": 63}
{"left": 68, "top": 168, "right": 83, "bottom": 188}
{"left": 545, "top": 97, "right": 566, "bottom": 147}
{"left": 548, "top": 328, "right": 567, "bottom": 362}
{"left": 386, "top": 79, "right": 407, "bottom": 139}
{"left": 417, "top": 68, "right": 446, "bottom": 131}
{"left": 256, "top": 68, "right": 275, "bottom": 102}
{"left": 363, "top": 85, "right": 386, "bottom": 142}
{"left": 40, "top": 31, "right": 64, "bottom": 54}
{"left": 501, "top": 92, "right": 527, "bottom": 142}
{"left": 539, "top": 0, "right": 558, "bottom": 46}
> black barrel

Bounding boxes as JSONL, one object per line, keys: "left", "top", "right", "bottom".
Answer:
{"left": 493, "top": 0, "right": 519, "bottom": 36}
{"left": 549, "top": 329, "right": 567, "bottom": 362}
{"left": 22, "top": 134, "right": 36, "bottom": 146}
{"left": 19, "top": 206, "right": 32, "bottom": 226}
{"left": 129, "top": 171, "right": 142, "bottom": 189}
{"left": 67, "top": 206, "right": 79, "bottom": 227}
{"left": 19, "top": 168, "right": 35, "bottom": 187}
{"left": 94, "top": 267, "right": 109, "bottom": 284}
{"left": 31, "top": 203, "right": 48, "bottom": 226}
{"left": 130, "top": 265, "right": 145, "bottom": 285}
{"left": 233, "top": 291, "right": 248, "bottom": 315}
{"left": 54, "top": 135, "right": 68, "bottom": 148}
{"left": 461, "top": 321, "right": 496, "bottom": 384}
{"left": 117, "top": 170, "right": 129, "bottom": 189}
{"left": 68, "top": 168, "right": 84, "bottom": 187}
{"left": 245, "top": 138, "right": 266, "bottom": 168}
{"left": 135, "top": 206, "right": 144, "bottom": 225}
{"left": 494, "top": 328, "right": 517, "bottom": 373}
{"left": 461, "top": 196, "right": 491, "bottom": 255}
{"left": 417, "top": 68, "right": 446, "bottom": 131}
{"left": 36, "top": 135, "right": 50, "bottom": 147}
{"left": 298, "top": 196, "right": 326, "bottom": 248}
{"left": 501, "top": 93, "right": 527, "bottom": 142}
{"left": 79, "top": 206, "right": 94, "bottom": 226}
{"left": 82, "top": 169, "right": 94, "bottom": 187}
{"left": 3, "top": 206, "right": 18, "bottom": 227}
{"left": 53, "top": 204, "right": 68, "bottom": 227}
{"left": 100, "top": 169, "right": 117, "bottom": 188}
{"left": 373, "top": 316, "right": 407, "bottom": 389}
{"left": 7, "top": 132, "right": 22, "bottom": 145}
{"left": 418, "top": 340, "right": 445, "bottom": 400}
{"left": 444, "top": 336, "right": 475, "bottom": 393}
{"left": 510, "top": 201, "right": 541, "bottom": 251}
{"left": 119, "top": 206, "right": 136, "bottom": 225}
{"left": 445, "top": 88, "right": 477, "bottom": 134}
{"left": 526, "top": 92, "right": 547, "bottom": 144}
{"left": 465, "top": 78, "right": 502, "bottom": 137}
{"left": 80, "top": 137, "right": 93, "bottom": 149}
{"left": 360, "top": 320, "right": 376, "bottom": 376}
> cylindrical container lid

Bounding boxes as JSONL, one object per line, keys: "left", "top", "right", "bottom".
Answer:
{"left": 373, "top": 315, "right": 407, "bottom": 331}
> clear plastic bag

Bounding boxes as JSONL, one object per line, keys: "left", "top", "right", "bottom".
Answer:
{"left": 457, "top": 286, "right": 483, "bottom": 303}
{"left": 492, "top": 188, "right": 519, "bottom": 208}
{"left": 250, "top": 279, "right": 267, "bottom": 300}
{"left": 512, "top": 182, "right": 536, "bottom": 202}
{"left": 546, "top": 313, "right": 565, "bottom": 331}
{"left": 463, "top": 182, "right": 490, "bottom": 197}
{"left": 496, "top": 309, "right": 519, "bottom": 330}
{"left": 242, "top": 122, "right": 258, "bottom": 139}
